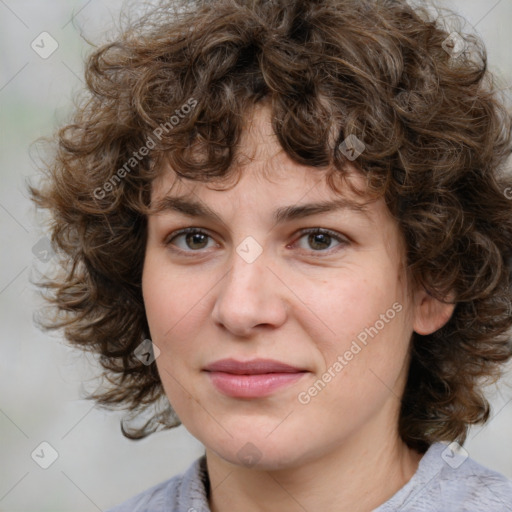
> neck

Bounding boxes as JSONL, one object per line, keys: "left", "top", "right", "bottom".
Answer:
{"left": 206, "top": 431, "right": 424, "bottom": 512}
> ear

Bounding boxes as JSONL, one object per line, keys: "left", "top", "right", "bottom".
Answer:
{"left": 413, "top": 288, "right": 456, "bottom": 335}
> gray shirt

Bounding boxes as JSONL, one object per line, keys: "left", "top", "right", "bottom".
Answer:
{"left": 106, "top": 441, "right": 512, "bottom": 511}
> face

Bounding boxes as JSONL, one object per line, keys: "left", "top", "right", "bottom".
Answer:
{"left": 142, "top": 105, "right": 449, "bottom": 471}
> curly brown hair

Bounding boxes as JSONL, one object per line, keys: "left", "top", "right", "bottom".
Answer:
{"left": 30, "top": 0, "right": 512, "bottom": 453}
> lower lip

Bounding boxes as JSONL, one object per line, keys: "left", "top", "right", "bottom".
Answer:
{"left": 205, "top": 371, "right": 306, "bottom": 398}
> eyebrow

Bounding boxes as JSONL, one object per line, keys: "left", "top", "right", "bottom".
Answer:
{"left": 152, "top": 196, "right": 370, "bottom": 225}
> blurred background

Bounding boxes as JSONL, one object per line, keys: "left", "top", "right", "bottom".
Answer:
{"left": 1, "top": 0, "right": 511, "bottom": 510}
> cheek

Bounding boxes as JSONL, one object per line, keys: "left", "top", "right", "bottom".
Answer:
{"left": 315, "top": 277, "right": 411, "bottom": 402}
{"left": 142, "top": 257, "right": 206, "bottom": 415}
{"left": 301, "top": 262, "right": 409, "bottom": 358}
{"left": 142, "top": 252, "right": 207, "bottom": 340}
{"left": 299, "top": 267, "right": 413, "bottom": 418}
{"left": 142, "top": 254, "right": 218, "bottom": 396}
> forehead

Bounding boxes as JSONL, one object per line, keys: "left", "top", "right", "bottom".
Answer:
{"left": 150, "top": 104, "right": 373, "bottom": 211}
{"left": 148, "top": 169, "right": 388, "bottom": 242}
{"left": 150, "top": 161, "right": 375, "bottom": 228}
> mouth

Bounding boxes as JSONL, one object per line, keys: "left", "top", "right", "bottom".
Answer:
{"left": 203, "top": 358, "right": 308, "bottom": 398}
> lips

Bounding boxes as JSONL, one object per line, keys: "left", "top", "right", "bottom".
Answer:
{"left": 203, "top": 358, "right": 305, "bottom": 374}
{"left": 203, "top": 358, "right": 308, "bottom": 398}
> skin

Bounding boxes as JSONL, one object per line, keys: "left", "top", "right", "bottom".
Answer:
{"left": 142, "top": 105, "right": 455, "bottom": 512}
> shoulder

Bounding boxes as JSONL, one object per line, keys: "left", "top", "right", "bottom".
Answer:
{"left": 435, "top": 443, "right": 512, "bottom": 511}
{"left": 104, "top": 477, "right": 174, "bottom": 512}
{"left": 105, "top": 455, "right": 210, "bottom": 512}
{"left": 376, "top": 442, "right": 512, "bottom": 512}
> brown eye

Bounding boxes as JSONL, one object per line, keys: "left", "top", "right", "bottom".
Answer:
{"left": 307, "top": 232, "right": 332, "bottom": 251}
{"left": 294, "top": 228, "right": 348, "bottom": 253}
{"left": 166, "top": 228, "right": 215, "bottom": 252}
{"left": 183, "top": 232, "right": 209, "bottom": 250}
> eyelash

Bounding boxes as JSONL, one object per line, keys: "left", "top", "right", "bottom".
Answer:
{"left": 164, "top": 227, "right": 349, "bottom": 257}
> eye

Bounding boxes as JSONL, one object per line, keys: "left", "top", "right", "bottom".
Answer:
{"left": 292, "top": 228, "right": 348, "bottom": 254}
{"left": 164, "top": 227, "right": 349, "bottom": 256}
{"left": 165, "top": 228, "right": 217, "bottom": 253}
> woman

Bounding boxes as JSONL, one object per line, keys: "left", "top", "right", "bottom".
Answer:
{"left": 31, "top": 0, "right": 512, "bottom": 510}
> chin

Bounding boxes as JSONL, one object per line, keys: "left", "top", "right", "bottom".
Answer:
{"left": 206, "top": 433, "right": 311, "bottom": 471}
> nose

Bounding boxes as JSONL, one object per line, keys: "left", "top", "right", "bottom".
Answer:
{"left": 211, "top": 247, "right": 288, "bottom": 337}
